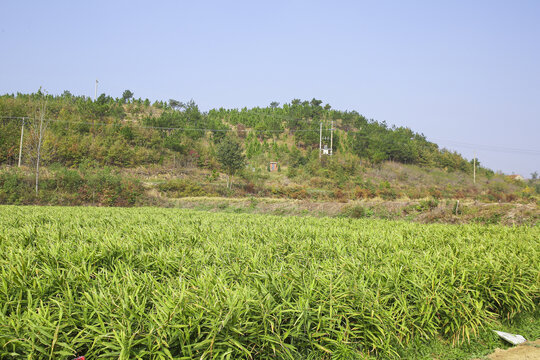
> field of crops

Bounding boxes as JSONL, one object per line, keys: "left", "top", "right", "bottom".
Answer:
{"left": 0, "top": 206, "right": 538, "bottom": 359}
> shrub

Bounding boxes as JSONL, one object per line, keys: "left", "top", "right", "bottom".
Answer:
{"left": 428, "top": 187, "right": 442, "bottom": 199}
{"left": 355, "top": 187, "right": 374, "bottom": 199}
{"left": 417, "top": 198, "right": 439, "bottom": 212}
{"left": 341, "top": 205, "right": 373, "bottom": 218}
{"left": 0, "top": 169, "right": 32, "bottom": 204}
{"left": 377, "top": 181, "right": 398, "bottom": 200}
{"left": 55, "top": 167, "right": 83, "bottom": 192}
{"left": 332, "top": 189, "right": 348, "bottom": 202}
{"left": 158, "top": 179, "right": 209, "bottom": 197}
{"left": 0, "top": 167, "right": 143, "bottom": 206}
{"left": 286, "top": 166, "right": 298, "bottom": 178}
{"left": 286, "top": 186, "right": 308, "bottom": 200}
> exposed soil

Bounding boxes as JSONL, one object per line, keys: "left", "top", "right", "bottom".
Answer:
{"left": 477, "top": 339, "right": 540, "bottom": 360}
{"left": 166, "top": 196, "right": 539, "bottom": 225}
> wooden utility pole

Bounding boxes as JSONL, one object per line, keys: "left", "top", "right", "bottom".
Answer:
{"left": 94, "top": 79, "right": 98, "bottom": 101}
{"left": 18, "top": 117, "right": 25, "bottom": 167}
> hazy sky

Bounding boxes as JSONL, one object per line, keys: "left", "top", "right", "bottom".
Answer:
{"left": 1, "top": 0, "right": 539, "bottom": 176}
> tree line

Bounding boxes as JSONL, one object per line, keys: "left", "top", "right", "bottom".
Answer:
{"left": 0, "top": 90, "right": 487, "bottom": 176}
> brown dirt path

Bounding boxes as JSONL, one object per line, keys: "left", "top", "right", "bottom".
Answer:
{"left": 476, "top": 339, "right": 540, "bottom": 360}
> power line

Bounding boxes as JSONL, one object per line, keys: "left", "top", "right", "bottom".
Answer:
{"left": 432, "top": 138, "right": 540, "bottom": 155}
{"left": 2, "top": 115, "right": 539, "bottom": 156}
{"left": 0, "top": 116, "right": 318, "bottom": 133}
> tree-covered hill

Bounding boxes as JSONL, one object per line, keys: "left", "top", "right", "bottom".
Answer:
{"left": 0, "top": 91, "right": 479, "bottom": 172}
{"left": 1, "top": 90, "right": 537, "bottom": 211}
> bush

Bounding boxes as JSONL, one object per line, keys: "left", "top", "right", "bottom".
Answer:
{"left": 417, "top": 198, "right": 439, "bottom": 212}
{"left": 158, "top": 179, "right": 210, "bottom": 197}
{"left": 428, "top": 187, "right": 442, "bottom": 199}
{"left": 355, "top": 187, "right": 374, "bottom": 199}
{"left": 404, "top": 187, "right": 429, "bottom": 199}
{"left": 0, "top": 169, "right": 34, "bottom": 204}
{"left": 341, "top": 205, "right": 373, "bottom": 218}
{"left": 55, "top": 167, "right": 83, "bottom": 192}
{"left": 332, "top": 189, "right": 348, "bottom": 202}
{"left": 286, "top": 166, "right": 298, "bottom": 178}
{"left": 377, "top": 181, "right": 398, "bottom": 200}
{"left": 0, "top": 167, "right": 143, "bottom": 207}
{"left": 285, "top": 186, "right": 308, "bottom": 200}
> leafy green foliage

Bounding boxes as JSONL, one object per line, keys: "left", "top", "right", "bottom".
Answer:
{"left": 0, "top": 91, "right": 498, "bottom": 180}
{"left": 216, "top": 136, "right": 245, "bottom": 176}
{"left": 158, "top": 179, "right": 211, "bottom": 197}
{"left": 121, "top": 89, "right": 134, "bottom": 103}
{"left": 0, "top": 167, "right": 143, "bottom": 206}
{"left": 0, "top": 207, "right": 538, "bottom": 359}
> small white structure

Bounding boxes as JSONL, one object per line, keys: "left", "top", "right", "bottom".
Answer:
{"left": 322, "top": 145, "right": 332, "bottom": 155}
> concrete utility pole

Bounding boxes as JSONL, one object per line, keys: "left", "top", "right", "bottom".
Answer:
{"left": 94, "top": 79, "right": 98, "bottom": 101}
{"left": 35, "top": 112, "right": 44, "bottom": 194}
{"left": 34, "top": 100, "right": 48, "bottom": 195}
{"left": 319, "top": 120, "right": 322, "bottom": 159}
{"left": 330, "top": 119, "right": 333, "bottom": 156}
{"left": 18, "top": 117, "right": 25, "bottom": 167}
{"left": 473, "top": 153, "right": 476, "bottom": 184}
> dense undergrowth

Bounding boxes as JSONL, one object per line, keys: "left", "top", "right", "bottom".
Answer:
{"left": 0, "top": 166, "right": 143, "bottom": 206}
{"left": 0, "top": 206, "right": 538, "bottom": 359}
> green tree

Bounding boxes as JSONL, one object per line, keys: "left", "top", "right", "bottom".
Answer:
{"left": 217, "top": 137, "right": 245, "bottom": 188}
{"left": 169, "top": 99, "right": 183, "bottom": 110}
{"left": 122, "top": 90, "right": 134, "bottom": 103}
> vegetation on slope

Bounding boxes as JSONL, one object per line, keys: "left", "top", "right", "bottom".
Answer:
{"left": 1, "top": 91, "right": 482, "bottom": 169}
{"left": 0, "top": 91, "right": 538, "bottom": 209}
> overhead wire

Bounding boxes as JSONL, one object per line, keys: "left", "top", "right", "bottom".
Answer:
{"left": 0, "top": 116, "right": 319, "bottom": 133}
{"left": 1, "top": 115, "right": 539, "bottom": 155}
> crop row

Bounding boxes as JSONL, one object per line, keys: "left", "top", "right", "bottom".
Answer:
{"left": 0, "top": 206, "right": 538, "bottom": 359}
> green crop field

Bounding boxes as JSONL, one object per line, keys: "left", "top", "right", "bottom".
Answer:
{"left": 0, "top": 206, "right": 538, "bottom": 359}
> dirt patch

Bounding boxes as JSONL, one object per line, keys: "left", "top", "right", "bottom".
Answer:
{"left": 477, "top": 339, "right": 540, "bottom": 360}
{"left": 165, "top": 196, "right": 539, "bottom": 225}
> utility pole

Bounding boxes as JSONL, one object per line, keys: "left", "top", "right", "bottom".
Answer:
{"left": 35, "top": 112, "right": 44, "bottom": 194}
{"left": 94, "top": 79, "right": 98, "bottom": 101}
{"left": 319, "top": 120, "right": 322, "bottom": 159}
{"left": 18, "top": 117, "right": 25, "bottom": 167}
{"left": 330, "top": 119, "right": 333, "bottom": 156}
{"left": 473, "top": 152, "right": 476, "bottom": 184}
{"left": 35, "top": 101, "right": 47, "bottom": 195}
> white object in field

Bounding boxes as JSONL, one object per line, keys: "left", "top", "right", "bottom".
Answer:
{"left": 493, "top": 330, "right": 527, "bottom": 345}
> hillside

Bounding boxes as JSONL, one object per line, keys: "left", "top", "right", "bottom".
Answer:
{"left": 0, "top": 91, "right": 538, "bottom": 221}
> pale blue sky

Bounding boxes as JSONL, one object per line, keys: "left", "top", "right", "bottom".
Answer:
{"left": 1, "top": 0, "right": 539, "bottom": 176}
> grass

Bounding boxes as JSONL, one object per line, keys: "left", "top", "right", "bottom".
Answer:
{"left": 0, "top": 206, "right": 538, "bottom": 359}
{"left": 398, "top": 309, "right": 540, "bottom": 359}
{"left": 172, "top": 196, "right": 539, "bottom": 226}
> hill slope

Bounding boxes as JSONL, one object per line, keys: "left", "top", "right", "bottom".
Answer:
{"left": 0, "top": 91, "right": 538, "bottom": 214}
